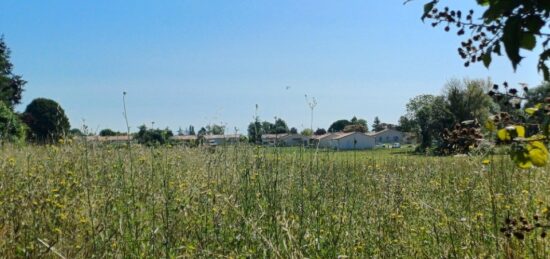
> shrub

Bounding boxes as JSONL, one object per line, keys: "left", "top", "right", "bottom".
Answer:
{"left": 0, "top": 101, "right": 26, "bottom": 143}
{"left": 22, "top": 98, "right": 70, "bottom": 143}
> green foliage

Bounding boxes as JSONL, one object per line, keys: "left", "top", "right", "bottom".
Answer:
{"left": 0, "top": 101, "right": 26, "bottom": 143}
{"left": 134, "top": 125, "right": 173, "bottom": 146}
{"left": 247, "top": 120, "right": 263, "bottom": 143}
{"left": 99, "top": 128, "right": 120, "bottom": 136}
{"left": 1, "top": 145, "right": 549, "bottom": 257}
{"left": 0, "top": 37, "right": 26, "bottom": 108}
{"left": 273, "top": 118, "right": 289, "bottom": 134}
{"left": 314, "top": 128, "right": 327, "bottom": 135}
{"left": 69, "top": 128, "right": 84, "bottom": 137}
{"left": 290, "top": 127, "right": 298, "bottom": 134}
{"left": 300, "top": 128, "right": 313, "bottom": 136}
{"left": 343, "top": 124, "right": 368, "bottom": 133}
{"left": 22, "top": 98, "right": 70, "bottom": 143}
{"left": 420, "top": 0, "right": 550, "bottom": 80}
{"left": 206, "top": 124, "right": 225, "bottom": 135}
{"left": 329, "top": 117, "right": 368, "bottom": 133}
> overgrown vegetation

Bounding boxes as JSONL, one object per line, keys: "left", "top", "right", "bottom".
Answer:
{"left": 1, "top": 144, "right": 550, "bottom": 258}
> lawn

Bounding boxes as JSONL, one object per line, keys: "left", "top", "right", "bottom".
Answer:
{"left": 1, "top": 143, "right": 549, "bottom": 258}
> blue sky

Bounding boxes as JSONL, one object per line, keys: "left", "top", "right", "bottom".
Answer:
{"left": 1, "top": 1, "right": 544, "bottom": 133}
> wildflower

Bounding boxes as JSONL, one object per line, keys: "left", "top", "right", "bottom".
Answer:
{"left": 497, "top": 125, "right": 525, "bottom": 142}
{"left": 482, "top": 159, "right": 490, "bottom": 165}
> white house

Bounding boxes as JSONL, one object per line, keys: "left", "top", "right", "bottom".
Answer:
{"left": 204, "top": 134, "right": 242, "bottom": 146}
{"left": 261, "top": 134, "right": 309, "bottom": 146}
{"left": 311, "top": 132, "right": 375, "bottom": 150}
{"left": 367, "top": 129, "right": 404, "bottom": 145}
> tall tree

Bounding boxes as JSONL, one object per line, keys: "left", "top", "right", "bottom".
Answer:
{"left": 188, "top": 125, "right": 196, "bottom": 135}
{"left": 206, "top": 124, "right": 225, "bottom": 135}
{"left": 273, "top": 118, "right": 289, "bottom": 134}
{"left": 0, "top": 37, "right": 26, "bottom": 108}
{"left": 328, "top": 119, "right": 351, "bottom": 133}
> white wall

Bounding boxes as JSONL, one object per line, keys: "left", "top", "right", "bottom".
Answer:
{"left": 334, "top": 133, "right": 375, "bottom": 150}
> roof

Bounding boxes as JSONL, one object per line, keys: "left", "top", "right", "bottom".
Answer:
{"left": 171, "top": 135, "right": 197, "bottom": 141}
{"left": 86, "top": 135, "right": 133, "bottom": 142}
{"left": 261, "top": 133, "right": 289, "bottom": 140}
{"left": 312, "top": 132, "right": 367, "bottom": 140}
{"left": 366, "top": 128, "right": 403, "bottom": 136}
{"left": 204, "top": 134, "right": 241, "bottom": 140}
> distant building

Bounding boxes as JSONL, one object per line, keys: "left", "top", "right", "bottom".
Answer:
{"left": 367, "top": 128, "right": 404, "bottom": 145}
{"left": 311, "top": 132, "right": 375, "bottom": 150}
{"left": 204, "top": 134, "right": 242, "bottom": 146}
{"left": 171, "top": 135, "right": 197, "bottom": 145}
{"left": 261, "top": 133, "right": 309, "bottom": 146}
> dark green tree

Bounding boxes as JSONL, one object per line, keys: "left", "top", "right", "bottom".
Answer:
{"left": 69, "top": 128, "right": 84, "bottom": 136}
{"left": 290, "top": 127, "right": 298, "bottom": 134}
{"left": 0, "top": 37, "right": 26, "bottom": 108}
{"left": 273, "top": 118, "right": 289, "bottom": 134}
{"left": 135, "top": 125, "right": 173, "bottom": 146}
{"left": 188, "top": 125, "right": 196, "bottom": 135}
{"left": 247, "top": 120, "right": 263, "bottom": 144}
{"left": 314, "top": 128, "right": 327, "bottom": 135}
{"left": 22, "top": 98, "right": 70, "bottom": 143}
{"left": 328, "top": 119, "right": 351, "bottom": 132}
{"left": 419, "top": 0, "right": 550, "bottom": 80}
{"left": 99, "top": 128, "right": 118, "bottom": 136}
{"left": 372, "top": 116, "right": 384, "bottom": 132}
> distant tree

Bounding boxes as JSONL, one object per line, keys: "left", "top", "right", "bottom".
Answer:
{"left": 198, "top": 127, "right": 207, "bottom": 136}
{"left": 328, "top": 119, "right": 351, "bottom": 132}
{"left": 273, "top": 118, "right": 289, "bottom": 134}
{"left": 22, "top": 98, "right": 70, "bottom": 143}
{"left": 300, "top": 128, "right": 313, "bottom": 136}
{"left": 290, "top": 127, "right": 298, "bottom": 134}
{"left": 397, "top": 116, "right": 416, "bottom": 132}
{"left": 0, "top": 101, "right": 26, "bottom": 143}
{"left": 247, "top": 120, "right": 263, "bottom": 144}
{"left": 188, "top": 125, "right": 196, "bottom": 135}
{"left": 206, "top": 124, "right": 225, "bottom": 135}
{"left": 405, "top": 95, "right": 453, "bottom": 150}
{"left": 177, "top": 127, "right": 184, "bottom": 136}
{"left": 314, "top": 128, "right": 327, "bottom": 135}
{"left": 343, "top": 124, "right": 368, "bottom": 133}
{"left": 135, "top": 125, "right": 173, "bottom": 146}
{"left": 262, "top": 121, "right": 274, "bottom": 134}
{"left": 99, "top": 128, "right": 117, "bottom": 136}
{"left": 372, "top": 116, "right": 384, "bottom": 132}
{"left": 69, "top": 128, "right": 84, "bottom": 137}
{"left": 0, "top": 37, "right": 26, "bottom": 109}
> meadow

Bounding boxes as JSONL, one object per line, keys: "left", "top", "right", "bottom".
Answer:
{"left": 1, "top": 142, "right": 550, "bottom": 258}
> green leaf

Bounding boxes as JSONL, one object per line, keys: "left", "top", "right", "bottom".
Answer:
{"left": 476, "top": 0, "right": 489, "bottom": 6}
{"left": 422, "top": 1, "right": 437, "bottom": 21}
{"left": 502, "top": 16, "right": 523, "bottom": 70}
{"left": 525, "top": 16, "right": 545, "bottom": 33}
{"left": 482, "top": 53, "right": 492, "bottom": 68}
{"left": 520, "top": 33, "right": 536, "bottom": 50}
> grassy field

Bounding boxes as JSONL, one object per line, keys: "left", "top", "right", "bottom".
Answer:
{"left": 1, "top": 142, "right": 550, "bottom": 258}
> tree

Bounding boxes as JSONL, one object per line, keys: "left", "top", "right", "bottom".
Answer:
{"left": 525, "top": 82, "right": 550, "bottom": 107}
{"left": 206, "top": 124, "right": 225, "bottom": 135}
{"left": 397, "top": 116, "right": 416, "bottom": 132}
{"left": 372, "top": 116, "right": 384, "bottom": 132}
{"left": 261, "top": 121, "right": 274, "bottom": 134}
{"left": 188, "top": 125, "right": 196, "bottom": 135}
{"left": 135, "top": 125, "right": 173, "bottom": 146}
{"left": 0, "top": 101, "right": 26, "bottom": 143}
{"left": 69, "top": 128, "right": 84, "bottom": 137}
{"left": 0, "top": 37, "right": 26, "bottom": 108}
{"left": 247, "top": 120, "right": 263, "bottom": 144}
{"left": 404, "top": 95, "right": 454, "bottom": 150}
{"left": 314, "top": 128, "right": 327, "bottom": 135}
{"left": 99, "top": 128, "right": 118, "bottom": 136}
{"left": 300, "top": 128, "right": 313, "bottom": 136}
{"left": 22, "top": 98, "right": 70, "bottom": 143}
{"left": 273, "top": 118, "right": 289, "bottom": 134}
{"left": 198, "top": 127, "right": 207, "bottom": 136}
{"left": 419, "top": 0, "right": 550, "bottom": 80}
{"left": 343, "top": 124, "right": 368, "bottom": 133}
{"left": 290, "top": 127, "right": 298, "bottom": 134}
{"left": 328, "top": 119, "right": 351, "bottom": 132}
{"left": 444, "top": 78, "right": 494, "bottom": 125}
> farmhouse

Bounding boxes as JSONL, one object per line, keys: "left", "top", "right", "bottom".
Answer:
{"left": 261, "top": 133, "right": 309, "bottom": 146}
{"left": 311, "top": 132, "right": 375, "bottom": 150}
{"left": 171, "top": 135, "right": 197, "bottom": 145}
{"left": 367, "top": 128, "right": 404, "bottom": 145}
{"left": 204, "top": 134, "right": 242, "bottom": 146}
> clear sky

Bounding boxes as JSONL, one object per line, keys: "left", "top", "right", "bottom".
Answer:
{"left": 1, "top": 1, "right": 544, "bottom": 134}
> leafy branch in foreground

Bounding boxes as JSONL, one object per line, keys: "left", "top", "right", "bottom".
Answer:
{"left": 419, "top": 0, "right": 550, "bottom": 80}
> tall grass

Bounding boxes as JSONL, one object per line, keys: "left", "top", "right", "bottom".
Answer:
{"left": 0, "top": 143, "right": 549, "bottom": 257}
